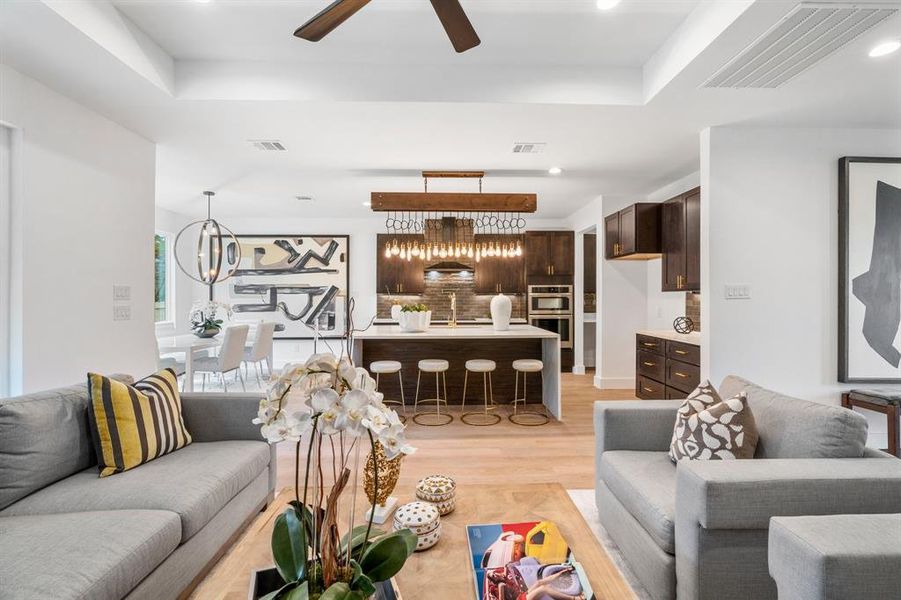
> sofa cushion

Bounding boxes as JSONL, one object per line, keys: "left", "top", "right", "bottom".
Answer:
{"left": 1, "top": 441, "right": 269, "bottom": 541}
{"left": 599, "top": 451, "right": 677, "bottom": 554}
{"left": 719, "top": 376, "right": 868, "bottom": 459}
{"left": 0, "top": 509, "right": 181, "bottom": 600}
{"left": 0, "top": 376, "right": 134, "bottom": 511}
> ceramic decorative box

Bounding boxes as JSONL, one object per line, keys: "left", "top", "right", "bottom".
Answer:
{"left": 393, "top": 501, "right": 441, "bottom": 551}
{"left": 416, "top": 474, "right": 457, "bottom": 505}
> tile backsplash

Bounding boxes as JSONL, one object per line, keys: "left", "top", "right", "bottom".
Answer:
{"left": 686, "top": 292, "right": 701, "bottom": 332}
{"left": 376, "top": 271, "right": 525, "bottom": 321}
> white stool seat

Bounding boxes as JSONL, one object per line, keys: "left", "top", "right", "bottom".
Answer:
{"left": 465, "top": 359, "right": 496, "bottom": 373}
{"left": 513, "top": 359, "right": 543, "bottom": 373}
{"left": 418, "top": 359, "right": 449, "bottom": 373}
{"left": 370, "top": 360, "right": 402, "bottom": 374}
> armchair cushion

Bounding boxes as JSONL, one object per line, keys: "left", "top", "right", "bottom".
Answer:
{"left": 719, "top": 376, "right": 867, "bottom": 458}
{"left": 599, "top": 451, "right": 677, "bottom": 553}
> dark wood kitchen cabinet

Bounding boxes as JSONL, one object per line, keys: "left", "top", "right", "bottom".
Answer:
{"left": 525, "top": 231, "right": 575, "bottom": 283}
{"left": 636, "top": 334, "right": 701, "bottom": 400}
{"left": 474, "top": 234, "right": 525, "bottom": 294}
{"left": 604, "top": 203, "right": 661, "bottom": 259}
{"left": 662, "top": 187, "right": 700, "bottom": 292}
{"left": 376, "top": 234, "right": 424, "bottom": 295}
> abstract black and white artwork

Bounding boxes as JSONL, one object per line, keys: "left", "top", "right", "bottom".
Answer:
{"left": 839, "top": 157, "right": 901, "bottom": 382}
{"left": 224, "top": 235, "right": 349, "bottom": 339}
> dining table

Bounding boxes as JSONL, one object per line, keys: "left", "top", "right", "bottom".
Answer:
{"left": 157, "top": 334, "right": 222, "bottom": 393}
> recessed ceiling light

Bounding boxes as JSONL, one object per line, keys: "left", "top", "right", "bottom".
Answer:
{"left": 869, "top": 40, "right": 901, "bottom": 58}
{"left": 548, "top": 167, "right": 563, "bottom": 175}
{"left": 596, "top": 0, "right": 621, "bottom": 10}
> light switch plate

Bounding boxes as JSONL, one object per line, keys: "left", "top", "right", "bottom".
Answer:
{"left": 113, "top": 285, "right": 131, "bottom": 301}
{"left": 724, "top": 284, "right": 751, "bottom": 300}
{"left": 113, "top": 305, "right": 132, "bottom": 321}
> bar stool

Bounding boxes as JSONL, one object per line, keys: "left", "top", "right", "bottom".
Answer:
{"left": 413, "top": 359, "right": 452, "bottom": 426}
{"left": 461, "top": 359, "right": 501, "bottom": 426}
{"left": 510, "top": 359, "right": 549, "bottom": 426}
{"left": 370, "top": 360, "right": 406, "bottom": 423}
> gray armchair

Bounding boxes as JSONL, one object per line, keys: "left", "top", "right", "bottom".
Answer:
{"left": 593, "top": 376, "right": 901, "bottom": 600}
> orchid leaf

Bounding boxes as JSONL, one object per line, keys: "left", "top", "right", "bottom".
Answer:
{"left": 339, "top": 525, "right": 386, "bottom": 557}
{"left": 319, "top": 582, "right": 365, "bottom": 600}
{"left": 258, "top": 581, "right": 297, "bottom": 600}
{"left": 359, "top": 530, "right": 417, "bottom": 582}
{"left": 272, "top": 508, "right": 306, "bottom": 583}
{"left": 283, "top": 582, "right": 310, "bottom": 600}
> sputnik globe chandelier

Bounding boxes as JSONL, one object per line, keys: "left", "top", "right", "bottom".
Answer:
{"left": 173, "top": 191, "right": 242, "bottom": 292}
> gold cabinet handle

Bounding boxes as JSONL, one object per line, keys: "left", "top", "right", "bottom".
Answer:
{"left": 643, "top": 386, "right": 654, "bottom": 393}
{"left": 642, "top": 342, "right": 657, "bottom": 348}
{"left": 674, "top": 372, "right": 689, "bottom": 379}
{"left": 675, "top": 349, "right": 688, "bottom": 355}
{"left": 642, "top": 362, "right": 656, "bottom": 367}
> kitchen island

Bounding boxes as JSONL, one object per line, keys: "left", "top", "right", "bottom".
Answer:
{"left": 352, "top": 324, "right": 562, "bottom": 420}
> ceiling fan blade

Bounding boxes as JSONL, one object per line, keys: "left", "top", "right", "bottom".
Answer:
{"left": 429, "top": 0, "right": 481, "bottom": 53}
{"left": 294, "top": 0, "right": 371, "bottom": 42}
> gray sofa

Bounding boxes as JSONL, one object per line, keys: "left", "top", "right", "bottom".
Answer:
{"left": 594, "top": 375, "right": 901, "bottom": 600}
{"left": 0, "top": 380, "right": 276, "bottom": 600}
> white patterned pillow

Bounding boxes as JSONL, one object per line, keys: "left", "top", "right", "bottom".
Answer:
{"left": 669, "top": 381, "right": 758, "bottom": 462}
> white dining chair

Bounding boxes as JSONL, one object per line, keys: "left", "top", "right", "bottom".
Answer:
{"left": 155, "top": 336, "right": 187, "bottom": 387}
{"left": 194, "top": 325, "right": 250, "bottom": 392}
{"left": 243, "top": 321, "right": 276, "bottom": 387}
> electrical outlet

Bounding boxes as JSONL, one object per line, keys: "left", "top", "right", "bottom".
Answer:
{"left": 113, "top": 305, "right": 131, "bottom": 321}
{"left": 724, "top": 284, "right": 751, "bottom": 300}
{"left": 113, "top": 285, "right": 131, "bottom": 301}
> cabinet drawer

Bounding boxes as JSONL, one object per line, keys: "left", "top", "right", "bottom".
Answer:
{"left": 636, "top": 376, "right": 665, "bottom": 400}
{"left": 665, "top": 386, "right": 688, "bottom": 400}
{"left": 636, "top": 334, "right": 664, "bottom": 355}
{"left": 666, "top": 341, "right": 700, "bottom": 366}
{"left": 637, "top": 349, "right": 665, "bottom": 381}
{"left": 666, "top": 359, "right": 700, "bottom": 394}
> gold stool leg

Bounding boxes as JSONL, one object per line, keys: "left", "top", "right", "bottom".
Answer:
{"left": 509, "top": 369, "right": 549, "bottom": 426}
{"left": 462, "top": 369, "right": 501, "bottom": 426}
{"left": 398, "top": 370, "right": 406, "bottom": 415}
{"left": 412, "top": 368, "right": 453, "bottom": 426}
{"left": 462, "top": 370, "right": 469, "bottom": 413}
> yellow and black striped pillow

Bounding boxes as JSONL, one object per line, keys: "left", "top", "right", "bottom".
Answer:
{"left": 88, "top": 368, "right": 192, "bottom": 477}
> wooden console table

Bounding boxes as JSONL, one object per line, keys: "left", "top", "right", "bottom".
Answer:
{"left": 842, "top": 391, "right": 900, "bottom": 457}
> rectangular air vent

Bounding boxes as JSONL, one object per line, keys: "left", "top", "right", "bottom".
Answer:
{"left": 513, "top": 142, "right": 546, "bottom": 154}
{"left": 704, "top": 3, "right": 897, "bottom": 88}
{"left": 248, "top": 139, "right": 287, "bottom": 151}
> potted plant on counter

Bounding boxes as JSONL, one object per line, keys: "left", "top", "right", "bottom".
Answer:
{"left": 189, "top": 300, "right": 231, "bottom": 337}
{"left": 398, "top": 304, "right": 431, "bottom": 333}
{"left": 251, "top": 353, "right": 418, "bottom": 600}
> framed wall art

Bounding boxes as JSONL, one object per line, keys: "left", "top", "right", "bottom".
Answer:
{"left": 839, "top": 156, "right": 901, "bottom": 382}
{"left": 223, "top": 234, "right": 350, "bottom": 340}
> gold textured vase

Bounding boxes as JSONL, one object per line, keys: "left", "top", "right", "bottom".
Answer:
{"left": 364, "top": 442, "right": 403, "bottom": 507}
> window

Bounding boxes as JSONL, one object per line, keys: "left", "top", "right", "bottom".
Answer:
{"left": 154, "top": 232, "right": 172, "bottom": 323}
{"left": 0, "top": 126, "right": 10, "bottom": 396}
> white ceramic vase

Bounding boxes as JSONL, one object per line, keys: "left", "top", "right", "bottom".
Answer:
{"left": 399, "top": 310, "right": 431, "bottom": 333}
{"left": 490, "top": 293, "right": 512, "bottom": 331}
{"left": 390, "top": 304, "right": 403, "bottom": 322}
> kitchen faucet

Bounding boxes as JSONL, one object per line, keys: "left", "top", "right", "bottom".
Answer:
{"left": 448, "top": 292, "right": 457, "bottom": 328}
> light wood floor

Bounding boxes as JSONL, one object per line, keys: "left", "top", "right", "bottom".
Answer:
{"left": 275, "top": 372, "right": 635, "bottom": 492}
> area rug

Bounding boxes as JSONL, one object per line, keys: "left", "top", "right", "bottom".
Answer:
{"left": 567, "top": 489, "right": 652, "bottom": 600}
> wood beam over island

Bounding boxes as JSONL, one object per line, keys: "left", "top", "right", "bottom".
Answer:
{"left": 352, "top": 325, "right": 563, "bottom": 420}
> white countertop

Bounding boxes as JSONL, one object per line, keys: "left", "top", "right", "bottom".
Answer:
{"left": 637, "top": 329, "right": 702, "bottom": 345}
{"left": 373, "top": 318, "right": 528, "bottom": 325}
{"left": 356, "top": 324, "right": 559, "bottom": 340}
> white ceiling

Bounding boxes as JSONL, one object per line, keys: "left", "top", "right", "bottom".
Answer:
{"left": 1, "top": 0, "right": 900, "bottom": 220}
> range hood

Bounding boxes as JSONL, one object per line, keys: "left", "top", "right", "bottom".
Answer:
{"left": 424, "top": 260, "right": 473, "bottom": 273}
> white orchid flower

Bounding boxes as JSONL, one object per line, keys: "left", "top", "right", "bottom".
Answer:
{"left": 252, "top": 399, "right": 280, "bottom": 425}
{"left": 335, "top": 390, "right": 372, "bottom": 437}
{"left": 378, "top": 424, "right": 416, "bottom": 459}
{"left": 260, "top": 413, "right": 289, "bottom": 443}
{"left": 337, "top": 359, "right": 358, "bottom": 387}
{"left": 310, "top": 388, "right": 339, "bottom": 413}
{"left": 362, "top": 405, "right": 391, "bottom": 434}
{"left": 305, "top": 353, "right": 338, "bottom": 373}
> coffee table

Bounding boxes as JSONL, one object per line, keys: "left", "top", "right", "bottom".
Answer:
{"left": 190, "top": 483, "right": 635, "bottom": 600}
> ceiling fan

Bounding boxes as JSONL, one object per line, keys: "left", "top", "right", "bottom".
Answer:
{"left": 294, "top": 0, "right": 481, "bottom": 53}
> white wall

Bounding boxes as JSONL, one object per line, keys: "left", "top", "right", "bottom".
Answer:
{"left": 702, "top": 126, "right": 901, "bottom": 448}
{"left": 0, "top": 65, "right": 157, "bottom": 393}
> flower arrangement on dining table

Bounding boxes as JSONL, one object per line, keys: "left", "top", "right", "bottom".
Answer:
{"left": 188, "top": 300, "right": 232, "bottom": 337}
{"left": 253, "top": 352, "right": 417, "bottom": 600}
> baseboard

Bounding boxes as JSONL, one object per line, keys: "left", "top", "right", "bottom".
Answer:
{"left": 594, "top": 376, "right": 635, "bottom": 390}
{"left": 572, "top": 365, "right": 586, "bottom": 375}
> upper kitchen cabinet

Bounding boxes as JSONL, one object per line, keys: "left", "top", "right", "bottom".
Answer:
{"left": 662, "top": 187, "right": 701, "bottom": 292}
{"left": 604, "top": 203, "right": 661, "bottom": 259}
{"left": 474, "top": 234, "right": 525, "bottom": 294}
{"left": 376, "top": 234, "right": 425, "bottom": 295}
{"left": 525, "top": 231, "right": 575, "bottom": 283}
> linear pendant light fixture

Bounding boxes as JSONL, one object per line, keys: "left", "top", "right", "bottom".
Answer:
{"left": 372, "top": 171, "right": 536, "bottom": 263}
